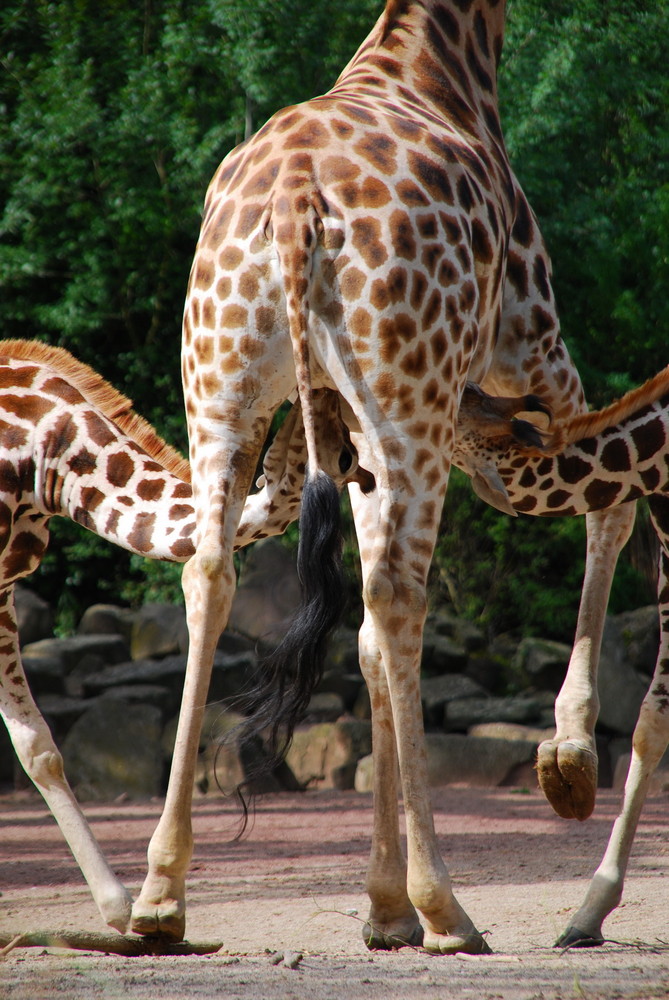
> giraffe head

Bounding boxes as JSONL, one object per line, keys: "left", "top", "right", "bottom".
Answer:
{"left": 454, "top": 382, "right": 551, "bottom": 513}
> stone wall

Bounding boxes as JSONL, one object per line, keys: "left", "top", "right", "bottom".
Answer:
{"left": 2, "top": 539, "right": 665, "bottom": 801}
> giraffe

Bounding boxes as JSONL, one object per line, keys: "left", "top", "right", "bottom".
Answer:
{"left": 0, "top": 338, "right": 370, "bottom": 932}
{"left": 452, "top": 368, "right": 669, "bottom": 947}
{"left": 131, "top": 0, "right": 635, "bottom": 953}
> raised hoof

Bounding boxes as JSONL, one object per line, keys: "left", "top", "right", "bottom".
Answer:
{"left": 555, "top": 925, "right": 604, "bottom": 949}
{"left": 423, "top": 930, "right": 492, "bottom": 956}
{"left": 363, "top": 920, "right": 424, "bottom": 951}
{"left": 537, "top": 739, "right": 598, "bottom": 820}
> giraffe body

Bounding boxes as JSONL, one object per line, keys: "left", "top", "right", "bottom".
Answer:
{"left": 456, "top": 370, "right": 669, "bottom": 946}
{"left": 140, "top": 0, "right": 635, "bottom": 953}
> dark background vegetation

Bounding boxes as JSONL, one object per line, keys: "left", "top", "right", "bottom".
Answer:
{"left": 1, "top": 0, "right": 666, "bottom": 636}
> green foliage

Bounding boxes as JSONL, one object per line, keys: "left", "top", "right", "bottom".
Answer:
{"left": 1, "top": 0, "right": 664, "bottom": 638}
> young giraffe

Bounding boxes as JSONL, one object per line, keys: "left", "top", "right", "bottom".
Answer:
{"left": 455, "top": 369, "right": 669, "bottom": 948}
{"left": 133, "top": 0, "right": 634, "bottom": 952}
{"left": 0, "top": 338, "right": 370, "bottom": 931}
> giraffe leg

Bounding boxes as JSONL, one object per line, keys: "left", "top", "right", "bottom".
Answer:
{"left": 557, "top": 540, "right": 669, "bottom": 945}
{"left": 355, "top": 477, "right": 489, "bottom": 956}
{"left": 0, "top": 590, "right": 132, "bottom": 932}
{"left": 537, "top": 504, "right": 636, "bottom": 820}
{"left": 131, "top": 526, "right": 237, "bottom": 941}
{"left": 357, "top": 612, "right": 423, "bottom": 950}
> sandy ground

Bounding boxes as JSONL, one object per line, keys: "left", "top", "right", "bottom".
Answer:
{"left": 0, "top": 784, "right": 667, "bottom": 1000}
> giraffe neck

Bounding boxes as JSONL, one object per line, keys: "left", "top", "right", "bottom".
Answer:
{"left": 331, "top": 0, "right": 506, "bottom": 137}
{"left": 485, "top": 392, "right": 669, "bottom": 517}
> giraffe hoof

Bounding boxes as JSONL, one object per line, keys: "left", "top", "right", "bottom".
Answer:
{"left": 537, "top": 739, "right": 597, "bottom": 820}
{"left": 422, "top": 930, "right": 492, "bottom": 956}
{"left": 363, "top": 919, "right": 424, "bottom": 951}
{"left": 131, "top": 903, "right": 186, "bottom": 943}
{"left": 555, "top": 925, "right": 604, "bottom": 949}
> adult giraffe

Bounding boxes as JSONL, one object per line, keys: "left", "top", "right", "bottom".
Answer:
{"left": 131, "top": 0, "right": 634, "bottom": 953}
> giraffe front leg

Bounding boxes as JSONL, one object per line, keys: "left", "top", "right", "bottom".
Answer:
{"left": 0, "top": 592, "right": 132, "bottom": 932}
{"left": 558, "top": 533, "right": 669, "bottom": 945}
{"left": 537, "top": 504, "right": 636, "bottom": 820}
{"left": 131, "top": 541, "right": 235, "bottom": 940}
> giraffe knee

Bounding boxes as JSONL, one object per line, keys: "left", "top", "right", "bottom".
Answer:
{"left": 363, "top": 564, "right": 427, "bottom": 620}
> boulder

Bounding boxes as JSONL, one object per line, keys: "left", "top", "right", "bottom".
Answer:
{"left": 286, "top": 719, "right": 372, "bottom": 790}
{"left": 21, "top": 635, "right": 130, "bottom": 697}
{"left": 228, "top": 539, "right": 300, "bottom": 644}
{"left": 61, "top": 700, "right": 163, "bottom": 799}
{"left": 598, "top": 617, "right": 652, "bottom": 735}
{"left": 421, "top": 633, "right": 469, "bottom": 676}
{"left": 512, "top": 637, "right": 572, "bottom": 691}
{"left": 420, "top": 674, "right": 485, "bottom": 726}
{"left": 15, "top": 585, "right": 53, "bottom": 646}
{"left": 78, "top": 604, "right": 133, "bottom": 641}
{"left": 445, "top": 694, "right": 544, "bottom": 732}
{"left": 129, "top": 603, "right": 188, "bottom": 660}
{"left": 612, "top": 605, "right": 659, "bottom": 676}
{"left": 355, "top": 733, "right": 537, "bottom": 792}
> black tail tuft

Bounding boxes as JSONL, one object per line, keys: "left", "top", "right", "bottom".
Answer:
{"left": 230, "top": 469, "right": 346, "bottom": 783}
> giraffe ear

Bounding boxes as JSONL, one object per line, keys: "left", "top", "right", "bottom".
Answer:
{"left": 470, "top": 467, "right": 518, "bottom": 517}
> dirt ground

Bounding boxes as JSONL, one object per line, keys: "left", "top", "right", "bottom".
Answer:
{"left": 0, "top": 784, "right": 667, "bottom": 1000}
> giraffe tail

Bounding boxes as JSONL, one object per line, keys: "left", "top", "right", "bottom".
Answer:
{"left": 230, "top": 203, "right": 347, "bottom": 777}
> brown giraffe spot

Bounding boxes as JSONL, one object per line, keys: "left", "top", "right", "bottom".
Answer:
{"left": 137, "top": 479, "right": 165, "bottom": 502}
{"left": 202, "top": 298, "right": 216, "bottom": 329}
{"left": 409, "top": 151, "right": 454, "bottom": 204}
{"left": 218, "top": 246, "right": 244, "bottom": 270}
{"left": 83, "top": 412, "right": 116, "bottom": 449}
{"left": 341, "top": 104, "right": 378, "bottom": 127}
{"left": 4, "top": 531, "right": 46, "bottom": 579}
{"left": 409, "top": 271, "right": 428, "bottom": 311}
{"left": 322, "top": 155, "right": 361, "bottom": 184}
{"left": 471, "top": 217, "right": 494, "bottom": 263}
{"left": 330, "top": 117, "right": 355, "bottom": 140}
{"left": 67, "top": 448, "right": 97, "bottom": 476}
{"left": 396, "top": 178, "right": 430, "bottom": 208}
{"left": 221, "top": 353, "right": 244, "bottom": 376}
{"left": 584, "top": 479, "right": 624, "bottom": 509}
{"left": 284, "top": 120, "right": 330, "bottom": 149}
{"left": 506, "top": 251, "right": 529, "bottom": 300}
{"left": 194, "top": 336, "right": 214, "bottom": 366}
{"left": 105, "top": 509, "right": 121, "bottom": 536}
{"left": 429, "top": 328, "right": 447, "bottom": 364}
{"left": 0, "top": 421, "right": 28, "bottom": 450}
{"left": 632, "top": 416, "right": 665, "bottom": 461}
{"left": 255, "top": 306, "right": 276, "bottom": 336}
{"left": 128, "top": 513, "right": 157, "bottom": 554}
{"left": 238, "top": 270, "right": 260, "bottom": 301}
{"left": 354, "top": 133, "right": 397, "bottom": 175}
{"left": 340, "top": 266, "right": 367, "bottom": 301}
{"left": 640, "top": 466, "right": 661, "bottom": 491}
{"left": 421, "top": 244, "right": 442, "bottom": 277}
{"left": 601, "top": 437, "right": 632, "bottom": 473}
{"left": 219, "top": 303, "right": 248, "bottom": 330}
{"left": 512, "top": 195, "right": 534, "bottom": 248}
{"left": 235, "top": 203, "right": 264, "bottom": 240}
{"left": 193, "top": 258, "right": 215, "bottom": 290}
{"left": 423, "top": 289, "right": 443, "bottom": 330}
{"left": 389, "top": 209, "right": 418, "bottom": 261}
{"left": 400, "top": 343, "right": 428, "bottom": 379}
{"left": 351, "top": 217, "right": 388, "bottom": 269}
{"left": 0, "top": 365, "right": 37, "bottom": 389}
{"left": 41, "top": 378, "right": 85, "bottom": 406}
{"left": 2, "top": 392, "right": 56, "bottom": 421}
{"left": 241, "top": 160, "right": 281, "bottom": 198}
{"left": 107, "top": 451, "right": 135, "bottom": 488}
{"left": 556, "top": 452, "right": 594, "bottom": 484}
{"left": 351, "top": 308, "right": 372, "bottom": 339}
{"left": 171, "top": 538, "right": 195, "bottom": 559}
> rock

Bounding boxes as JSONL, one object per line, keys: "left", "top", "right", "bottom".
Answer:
{"left": 323, "top": 627, "right": 360, "bottom": 674}
{"left": 421, "top": 633, "right": 468, "bottom": 676}
{"left": 35, "top": 693, "right": 90, "bottom": 741}
{"left": 512, "top": 638, "right": 572, "bottom": 691}
{"left": 129, "top": 603, "right": 188, "bottom": 660}
{"left": 286, "top": 719, "right": 372, "bottom": 790}
{"left": 303, "top": 692, "right": 345, "bottom": 723}
{"left": 78, "top": 604, "right": 133, "bottom": 641}
{"left": 15, "top": 585, "right": 53, "bottom": 646}
{"left": 228, "top": 539, "right": 301, "bottom": 644}
{"left": 445, "top": 695, "right": 543, "bottom": 732}
{"left": 21, "top": 635, "right": 130, "bottom": 697}
{"left": 613, "top": 748, "right": 669, "bottom": 794}
{"left": 420, "top": 674, "right": 485, "bottom": 726}
{"left": 354, "top": 734, "right": 537, "bottom": 792}
{"left": 316, "top": 671, "right": 365, "bottom": 711}
{"left": 97, "top": 684, "right": 174, "bottom": 717}
{"left": 598, "top": 617, "right": 652, "bottom": 735}
{"left": 61, "top": 700, "right": 163, "bottom": 799}
{"left": 613, "top": 605, "right": 659, "bottom": 676}
{"left": 23, "top": 653, "right": 66, "bottom": 695}
{"left": 468, "top": 722, "right": 555, "bottom": 744}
